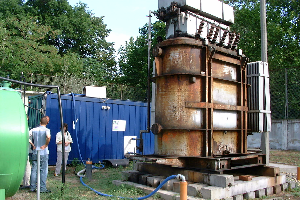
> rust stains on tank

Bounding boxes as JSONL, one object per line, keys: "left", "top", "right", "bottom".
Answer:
{"left": 154, "top": 37, "right": 248, "bottom": 157}
{"left": 156, "top": 130, "right": 203, "bottom": 157}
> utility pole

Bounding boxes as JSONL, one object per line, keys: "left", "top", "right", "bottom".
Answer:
{"left": 260, "top": 0, "right": 269, "bottom": 165}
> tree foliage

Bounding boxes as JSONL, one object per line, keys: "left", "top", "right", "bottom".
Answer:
{"left": 225, "top": 0, "right": 300, "bottom": 119}
{"left": 226, "top": 0, "right": 300, "bottom": 69}
{"left": 117, "top": 21, "right": 166, "bottom": 101}
{"left": 0, "top": 0, "right": 115, "bottom": 94}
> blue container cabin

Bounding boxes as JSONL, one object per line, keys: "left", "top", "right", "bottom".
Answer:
{"left": 28, "top": 93, "right": 154, "bottom": 165}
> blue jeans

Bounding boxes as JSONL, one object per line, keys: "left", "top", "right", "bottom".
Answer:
{"left": 30, "top": 154, "right": 49, "bottom": 192}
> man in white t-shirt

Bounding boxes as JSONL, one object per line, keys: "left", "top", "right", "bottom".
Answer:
{"left": 29, "top": 116, "right": 51, "bottom": 193}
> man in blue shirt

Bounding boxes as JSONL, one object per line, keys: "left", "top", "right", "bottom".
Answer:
{"left": 29, "top": 116, "right": 51, "bottom": 193}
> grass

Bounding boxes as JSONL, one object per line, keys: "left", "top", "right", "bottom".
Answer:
{"left": 290, "top": 187, "right": 300, "bottom": 197}
{"left": 270, "top": 150, "right": 300, "bottom": 166}
{"left": 10, "top": 150, "right": 300, "bottom": 200}
{"left": 11, "top": 162, "right": 160, "bottom": 200}
{"left": 45, "top": 163, "right": 154, "bottom": 200}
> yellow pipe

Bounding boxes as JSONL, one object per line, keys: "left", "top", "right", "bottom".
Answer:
{"left": 180, "top": 181, "right": 187, "bottom": 200}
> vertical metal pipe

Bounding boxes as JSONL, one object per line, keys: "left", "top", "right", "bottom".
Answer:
{"left": 37, "top": 150, "right": 40, "bottom": 200}
{"left": 147, "top": 10, "right": 152, "bottom": 132}
{"left": 57, "top": 87, "right": 65, "bottom": 183}
{"left": 260, "top": 0, "right": 267, "bottom": 62}
{"left": 86, "top": 160, "right": 93, "bottom": 181}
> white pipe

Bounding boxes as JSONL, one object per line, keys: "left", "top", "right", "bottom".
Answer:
{"left": 176, "top": 174, "right": 186, "bottom": 182}
{"left": 77, "top": 169, "right": 86, "bottom": 177}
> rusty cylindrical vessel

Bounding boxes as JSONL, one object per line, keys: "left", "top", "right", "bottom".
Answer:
{"left": 152, "top": 37, "right": 248, "bottom": 157}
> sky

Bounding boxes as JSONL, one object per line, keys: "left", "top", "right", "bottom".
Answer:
{"left": 68, "top": 0, "right": 158, "bottom": 51}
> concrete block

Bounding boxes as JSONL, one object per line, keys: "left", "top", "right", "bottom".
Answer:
{"left": 255, "top": 189, "right": 266, "bottom": 198}
{"left": 173, "top": 181, "right": 180, "bottom": 193}
{"left": 121, "top": 170, "right": 140, "bottom": 183}
{"left": 209, "top": 174, "right": 234, "bottom": 188}
{"left": 273, "top": 185, "right": 282, "bottom": 194}
{"left": 243, "top": 191, "right": 255, "bottom": 199}
{"left": 233, "top": 194, "right": 243, "bottom": 200}
{"left": 155, "top": 189, "right": 179, "bottom": 200}
{"left": 161, "top": 178, "right": 180, "bottom": 191}
{"left": 147, "top": 176, "right": 164, "bottom": 188}
{"left": 281, "top": 182, "right": 288, "bottom": 191}
{"left": 288, "top": 181, "right": 296, "bottom": 189}
{"left": 187, "top": 183, "right": 207, "bottom": 197}
{"left": 203, "top": 173, "right": 210, "bottom": 184}
{"left": 265, "top": 187, "right": 273, "bottom": 196}
{"left": 223, "top": 197, "right": 233, "bottom": 200}
{"left": 200, "top": 186, "right": 230, "bottom": 199}
{"left": 139, "top": 174, "right": 151, "bottom": 185}
{"left": 174, "top": 195, "right": 205, "bottom": 200}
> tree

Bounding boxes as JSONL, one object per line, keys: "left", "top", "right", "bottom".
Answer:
{"left": 0, "top": 0, "right": 115, "bottom": 93}
{"left": 117, "top": 21, "right": 166, "bottom": 101}
{"left": 225, "top": 0, "right": 300, "bottom": 119}
{"left": 25, "top": 0, "right": 116, "bottom": 77}
{"left": 226, "top": 0, "right": 300, "bottom": 69}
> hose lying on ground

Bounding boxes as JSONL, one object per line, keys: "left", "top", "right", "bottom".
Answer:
{"left": 77, "top": 169, "right": 185, "bottom": 200}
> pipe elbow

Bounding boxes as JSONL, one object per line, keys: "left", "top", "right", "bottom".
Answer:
{"left": 176, "top": 174, "right": 186, "bottom": 182}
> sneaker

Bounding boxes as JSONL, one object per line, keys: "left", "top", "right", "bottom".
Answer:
{"left": 41, "top": 189, "right": 51, "bottom": 193}
{"left": 29, "top": 189, "right": 36, "bottom": 192}
{"left": 19, "top": 185, "right": 30, "bottom": 189}
{"left": 54, "top": 173, "right": 58, "bottom": 177}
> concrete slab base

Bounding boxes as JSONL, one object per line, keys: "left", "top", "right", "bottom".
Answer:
{"left": 112, "top": 180, "right": 204, "bottom": 200}
{"left": 116, "top": 171, "right": 287, "bottom": 200}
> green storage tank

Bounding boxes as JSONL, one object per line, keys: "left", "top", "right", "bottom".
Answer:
{"left": 0, "top": 89, "right": 28, "bottom": 198}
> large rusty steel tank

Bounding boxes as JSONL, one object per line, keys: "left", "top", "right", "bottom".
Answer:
{"left": 152, "top": 37, "right": 248, "bottom": 158}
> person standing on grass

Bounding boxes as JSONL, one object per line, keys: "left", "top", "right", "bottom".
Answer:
{"left": 29, "top": 116, "right": 51, "bottom": 193}
{"left": 54, "top": 123, "right": 73, "bottom": 176}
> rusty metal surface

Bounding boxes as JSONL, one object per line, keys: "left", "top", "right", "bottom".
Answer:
{"left": 133, "top": 153, "right": 265, "bottom": 172}
{"left": 212, "top": 131, "right": 239, "bottom": 155}
{"left": 211, "top": 60, "right": 238, "bottom": 81}
{"left": 154, "top": 37, "right": 249, "bottom": 158}
{"left": 155, "top": 75, "right": 204, "bottom": 130}
{"left": 155, "top": 130, "right": 203, "bottom": 156}
{"left": 160, "top": 46, "right": 204, "bottom": 75}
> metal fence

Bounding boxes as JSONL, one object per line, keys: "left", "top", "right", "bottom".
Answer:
{"left": 270, "top": 67, "right": 300, "bottom": 120}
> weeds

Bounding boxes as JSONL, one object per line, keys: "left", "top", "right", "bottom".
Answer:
{"left": 290, "top": 187, "right": 300, "bottom": 197}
